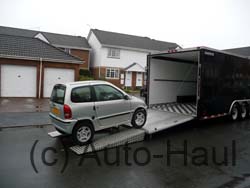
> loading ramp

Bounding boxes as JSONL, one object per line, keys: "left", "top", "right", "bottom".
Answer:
{"left": 48, "top": 109, "right": 194, "bottom": 155}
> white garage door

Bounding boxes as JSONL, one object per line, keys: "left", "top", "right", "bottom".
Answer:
{"left": 43, "top": 68, "right": 75, "bottom": 97}
{"left": 1, "top": 65, "right": 37, "bottom": 97}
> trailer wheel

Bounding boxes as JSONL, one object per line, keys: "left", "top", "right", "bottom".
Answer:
{"left": 240, "top": 103, "right": 248, "bottom": 120}
{"left": 231, "top": 104, "right": 239, "bottom": 121}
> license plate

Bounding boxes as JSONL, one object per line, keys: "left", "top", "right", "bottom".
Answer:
{"left": 52, "top": 107, "right": 60, "bottom": 116}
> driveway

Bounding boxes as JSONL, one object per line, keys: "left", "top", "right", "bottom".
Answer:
{"left": 0, "top": 98, "right": 49, "bottom": 113}
{"left": 0, "top": 98, "right": 50, "bottom": 128}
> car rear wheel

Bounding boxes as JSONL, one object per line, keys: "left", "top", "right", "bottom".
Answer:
{"left": 72, "top": 122, "right": 94, "bottom": 145}
{"left": 131, "top": 109, "right": 147, "bottom": 128}
{"left": 231, "top": 104, "right": 239, "bottom": 121}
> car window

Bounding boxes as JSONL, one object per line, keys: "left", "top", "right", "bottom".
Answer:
{"left": 94, "top": 85, "right": 124, "bottom": 101}
{"left": 51, "top": 85, "right": 66, "bottom": 104}
{"left": 71, "top": 86, "right": 92, "bottom": 103}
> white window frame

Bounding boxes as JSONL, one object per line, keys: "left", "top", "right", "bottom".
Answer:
{"left": 107, "top": 48, "right": 120, "bottom": 59}
{"left": 106, "top": 68, "right": 120, "bottom": 79}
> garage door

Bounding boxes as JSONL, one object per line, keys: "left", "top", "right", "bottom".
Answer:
{"left": 43, "top": 68, "right": 75, "bottom": 97}
{"left": 1, "top": 65, "right": 37, "bottom": 97}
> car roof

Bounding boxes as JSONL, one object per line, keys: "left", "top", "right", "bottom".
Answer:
{"left": 64, "top": 80, "right": 111, "bottom": 87}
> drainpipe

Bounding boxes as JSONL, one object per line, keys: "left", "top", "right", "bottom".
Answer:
{"left": 38, "top": 58, "right": 43, "bottom": 98}
{"left": 99, "top": 65, "right": 101, "bottom": 79}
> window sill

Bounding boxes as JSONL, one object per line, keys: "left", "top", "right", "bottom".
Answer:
{"left": 105, "top": 77, "right": 120, "bottom": 80}
{"left": 107, "top": 56, "right": 120, "bottom": 59}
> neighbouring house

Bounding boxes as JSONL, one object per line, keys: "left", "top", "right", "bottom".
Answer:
{"left": 224, "top": 46, "right": 250, "bottom": 58}
{"left": 0, "top": 26, "right": 91, "bottom": 71}
{"left": 87, "top": 29, "right": 180, "bottom": 90}
{"left": 0, "top": 34, "right": 83, "bottom": 98}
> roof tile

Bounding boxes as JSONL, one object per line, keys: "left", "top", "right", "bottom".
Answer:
{"left": 0, "top": 34, "right": 82, "bottom": 63}
{"left": 92, "top": 29, "right": 180, "bottom": 51}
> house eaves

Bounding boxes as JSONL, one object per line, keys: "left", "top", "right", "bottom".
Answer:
{"left": 53, "top": 44, "right": 91, "bottom": 51}
{"left": 0, "top": 54, "right": 84, "bottom": 64}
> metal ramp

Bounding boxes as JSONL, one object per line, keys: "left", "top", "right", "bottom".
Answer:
{"left": 48, "top": 109, "right": 194, "bottom": 155}
{"left": 143, "top": 109, "right": 195, "bottom": 134}
{"left": 70, "top": 128, "right": 145, "bottom": 155}
{"left": 48, "top": 127, "right": 145, "bottom": 155}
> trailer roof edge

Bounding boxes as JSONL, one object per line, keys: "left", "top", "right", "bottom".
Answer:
{"left": 149, "top": 46, "right": 250, "bottom": 60}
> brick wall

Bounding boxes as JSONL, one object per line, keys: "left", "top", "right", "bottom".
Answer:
{"left": 91, "top": 67, "right": 125, "bottom": 88}
{"left": 70, "top": 49, "right": 90, "bottom": 70}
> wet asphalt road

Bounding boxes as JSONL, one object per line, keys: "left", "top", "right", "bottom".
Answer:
{"left": 1, "top": 118, "right": 250, "bottom": 188}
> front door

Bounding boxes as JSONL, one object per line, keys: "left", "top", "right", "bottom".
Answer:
{"left": 125, "top": 71, "right": 132, "bottom": 87}
{"left": 93, "top": 84, "right": 131, "bottom": 129}
{"left": 136, "top": 72, "right": 143, "bottom": 86}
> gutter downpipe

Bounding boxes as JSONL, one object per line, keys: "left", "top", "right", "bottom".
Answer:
{"left": 38, "top": 58, "right": 43, "bottom": 99}
{"left": 99, "top": 66, "right": 101, "bottom": 79}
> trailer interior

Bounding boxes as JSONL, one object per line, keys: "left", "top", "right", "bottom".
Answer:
{"left": 148, "top": 49, "right": 200, "bottom": 118}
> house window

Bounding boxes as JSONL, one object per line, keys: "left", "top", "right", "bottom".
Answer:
{"left": 106, "top": 68, "right": 119, "bottom": 79}
{"left": 108, "top": 48, "right": 120, "bottom": 58}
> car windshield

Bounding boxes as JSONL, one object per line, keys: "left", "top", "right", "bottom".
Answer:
{"left": 50, "top": 85, "right": 66, "bottom": 104}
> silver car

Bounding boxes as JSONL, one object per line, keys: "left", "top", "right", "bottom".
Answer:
{"left": 49, "top": 80, "right": 147, "bottom": 145}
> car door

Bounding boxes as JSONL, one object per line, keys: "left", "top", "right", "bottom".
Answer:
{"left": 69, "top": 85, "right": 96, "bottom": 122}
{"left": 93, "top": 84, "right": 131, "bottom": 127}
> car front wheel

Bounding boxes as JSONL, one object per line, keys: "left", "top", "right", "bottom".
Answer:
{"left": 131, "top": 109, "right": 147, "bottom": 128}
{"left": 72, "top": 122, "right": 94, "bottom": 145}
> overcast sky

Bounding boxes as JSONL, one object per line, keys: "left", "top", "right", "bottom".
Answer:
{"left": 0, "top": 0, "right": 249, "bottom": 49}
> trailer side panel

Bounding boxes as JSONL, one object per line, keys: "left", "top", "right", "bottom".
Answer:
{"left": 198, "top": 49, "right": 250, "bottom": 117}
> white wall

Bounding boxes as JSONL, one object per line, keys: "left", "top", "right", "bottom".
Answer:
{"left": 87, "top": 32, "right": 102, "bottom": 67}
{"left": 149, "top": 58, "right": 198, "bottom": 105}
{"left": 34, "top": 33, "right": 50, "bottom": 43}
{"left": 100, "top": 47, "right": 148, "bottom": 69}
{"left": 88, "top": 32, "right": 149, "bottom": 69}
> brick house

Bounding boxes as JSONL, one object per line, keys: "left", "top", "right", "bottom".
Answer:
{"left": 87, "top": 29, "right": 180, "bottom": 90}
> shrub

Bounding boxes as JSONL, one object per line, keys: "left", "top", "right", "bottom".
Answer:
{"left": 123, "top": 88, "right": 132, "bottom": 93}
{"left": 79, "top": 75, "right": 94, "bottom": 81}
{"left": 79, "top": 69, "right": 92, "bottom": 77}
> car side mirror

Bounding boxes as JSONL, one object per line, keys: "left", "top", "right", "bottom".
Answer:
{"left": 124, "top": 95, "right": 130, "bottom": 100}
